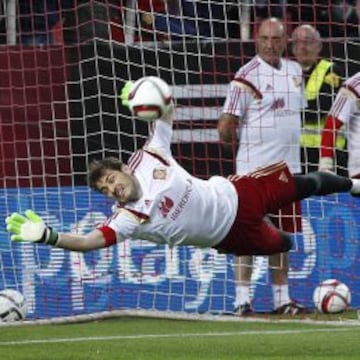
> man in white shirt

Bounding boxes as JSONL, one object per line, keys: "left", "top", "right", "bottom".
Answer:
{"left": 218, "top": 17, "right": 306, "bottom": 315}
{"left": 319, "top": 71, "right": 360, "bottom": 179}
{"left": 6, "top": 78, "right": 360, "bottom": 282}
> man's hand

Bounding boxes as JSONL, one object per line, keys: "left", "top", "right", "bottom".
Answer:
{"left": 120, "top": 81, "right": 134, "bottom": 107}
{"left": 5, "top": 210, "right": 58, "bottom": 246}
{"left": 217, "top": 113, "right": 239, "bottom": 155}
{"left": 318, "top": 157, "right": 335, "bottom": 173}
{"left": 141, "top": 12, "right": 154, "bottom": 26}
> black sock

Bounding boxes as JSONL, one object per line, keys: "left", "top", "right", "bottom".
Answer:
{"left": 294, "top": 172, "right": 352, "bottom": 199}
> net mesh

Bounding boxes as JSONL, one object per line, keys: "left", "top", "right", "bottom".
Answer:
{"left": 0, "top": 1, "right": 360, "bottom": 322}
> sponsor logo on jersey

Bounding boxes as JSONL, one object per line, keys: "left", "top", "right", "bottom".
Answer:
{"left": 158, "top": 196, "right": 174, "bottom": 218}
{"left": 270, "top": 97, "right": 285, "bottom": 111}
{"left": 153, "top": 167, "right": 167, "bottom": 180}
{"left": 278, "top": 171, "right": 288, "bottom": 183}
{"left": 170, "top": 179, "right": 193, "bottom": 221}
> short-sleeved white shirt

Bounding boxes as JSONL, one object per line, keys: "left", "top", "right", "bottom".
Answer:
{"left": 328, "top": 72, "right": 360, "bottom": 177}
{"left": 222, "top": 55, "right": 306, "bottom": 174}
{"left": 104, "top": 120, "right": 238, "bottom": 248}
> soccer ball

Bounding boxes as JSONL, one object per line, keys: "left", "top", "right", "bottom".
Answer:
{"left": 0, "top": 289, "right": 27, "bottom": 322}
{"left": 313, "top": 279, "right": 351, "bottom": 314}
{"left": 128, "top": 76, "right": 172, "bottom": 121}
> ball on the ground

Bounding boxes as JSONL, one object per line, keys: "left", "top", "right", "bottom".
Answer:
{"left": 313, "top": 279, "right": 351, "bottom": 314}
{"left": 128, "top": 76, "right": 172, "bottom": 121}
{"left": 0, "top": 289, "right": 27, "bottom": 322}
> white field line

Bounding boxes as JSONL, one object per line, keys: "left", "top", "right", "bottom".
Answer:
{"left": 1, "top": 309, "right": 360, "bottom": 327}
{"left": 0, "top": 327, "right": 356, "bottom": 346}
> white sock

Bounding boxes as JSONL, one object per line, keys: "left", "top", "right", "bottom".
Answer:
{"left": 351, "top": 179, "right": 360, "bottom": 194}
{"left": 235, "top": 285, "right": 251, "bottom": 307}
{"left": 272, "top": 284, "right": 291, "bottom": 309}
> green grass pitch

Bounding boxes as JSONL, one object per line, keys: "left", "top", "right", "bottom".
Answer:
{"left": 1, "top": 315, "right": 360, "bottom": 360}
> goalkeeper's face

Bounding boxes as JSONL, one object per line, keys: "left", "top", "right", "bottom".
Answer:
{"left": 95, "top": 166, "right": 141, "bottom": 204}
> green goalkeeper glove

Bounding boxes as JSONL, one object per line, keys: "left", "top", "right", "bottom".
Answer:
{"left": 5, "top": 210, "right": 58, "bottom": 246}
{"left": 120, "top": 81, "right": 134, "bottom": 107}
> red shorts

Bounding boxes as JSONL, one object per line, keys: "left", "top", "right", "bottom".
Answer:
{"left": 269, "top": 201, "right": 302, "bottom": 233}
{"left": 213, "top": 161, "right": 301, "bottom": 256}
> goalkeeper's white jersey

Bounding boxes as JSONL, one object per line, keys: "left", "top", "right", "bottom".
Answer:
{"left": 222, "top": 55, "right": 306, "bottom": 175}
{"left": 104, "top": 120, "right": 238, "bottom": 248}
{"left": 328, "top": 72, "right": 360, "bottom": 177}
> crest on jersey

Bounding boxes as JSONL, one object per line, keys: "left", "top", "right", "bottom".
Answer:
{"left": 153, "top": 167, "right": 167, "bottom": 180}
{"left": 292, "top": 76, "right": 302, "bottom": 88}
{"left": 144, "top": 199, "right": 152, "bottom": 208}
{"left": 158, "top": 196, "right": 174, "bottom": 218}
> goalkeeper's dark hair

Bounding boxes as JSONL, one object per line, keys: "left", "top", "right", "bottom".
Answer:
{"left": 88, "top": 157, "right": 123, "bottom": 191}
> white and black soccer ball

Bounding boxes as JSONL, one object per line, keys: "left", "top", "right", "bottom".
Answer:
{"left": 0, "top": 289, "right": 27, "bottom": 322}
{"left": 313, "top": 279, "right": 351, "bottom": 314}
{"left": 128, "top": 76, "right": 172, "bottom": 121}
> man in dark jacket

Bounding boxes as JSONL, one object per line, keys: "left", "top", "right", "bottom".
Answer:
{"left": 291, "top": 24, "right": 345, "bottom": 174}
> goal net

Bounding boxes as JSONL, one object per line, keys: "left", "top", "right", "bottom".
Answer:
{"left": 0, "top": 0, "right": 360, "bottom": 322}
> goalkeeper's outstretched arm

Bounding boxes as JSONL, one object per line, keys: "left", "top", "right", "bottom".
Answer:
{"left": 6, "top": 210, "right": 106, "bottom": 252}
{"left": 56, "top": 230, "right": 106, "bottom": 252}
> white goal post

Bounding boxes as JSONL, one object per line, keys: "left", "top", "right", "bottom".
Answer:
{"left": 0, "top": 1, "right": 360, "bottom": 323}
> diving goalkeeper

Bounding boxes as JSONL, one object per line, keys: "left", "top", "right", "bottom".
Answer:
{"left": 5, "top": 79, "right": 360, "bottom": 255}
